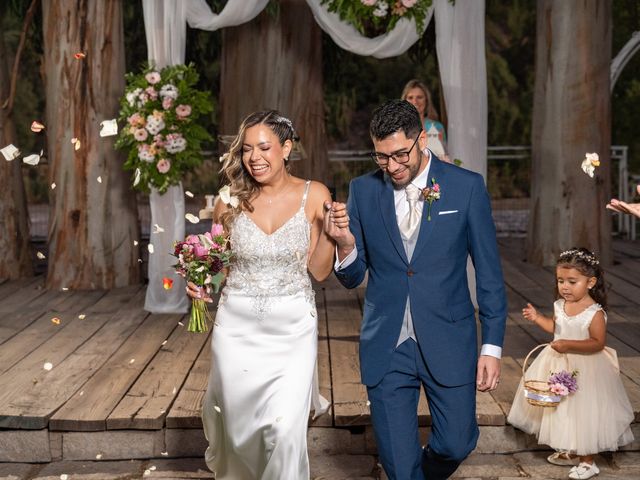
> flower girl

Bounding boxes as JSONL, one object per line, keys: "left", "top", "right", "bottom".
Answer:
{"left": 507, "top": 248, "right": 634, "bottom": 479}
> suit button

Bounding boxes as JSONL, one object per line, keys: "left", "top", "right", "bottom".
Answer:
{"left": 407, "top": 269, "right": 414, "bottom": 276}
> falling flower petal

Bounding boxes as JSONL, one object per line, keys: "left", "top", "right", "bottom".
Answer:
{"left": 78, "top": 314, "right": 86, "bottom": 320}
{"left": 161, "top": 340, "right": 167, "bottom": 346}
{"left": 129, "top": 358, "right": 135, "bottom": 364}
{"left": 178, "top": 321, "right": 184, "bottom": 326}
{"left": 74, "top": 52, "right": 86, "bottom": 59}
{"left": 143, "top": 470, "right": 151, "bottom": 476}
{"left": 366, "top": 400, "right": 371, "bottom": 406}
{"left": 149, "top": 466, "right": 156, "bottom": 471}
{"left": 97, "top": 176, "right": 102, "bottom": 184}
{"left": 1, "top": 144, "right": 20, "bottom": 161}
{"left": 60, "top": 475, "right": 69, "bottom": 480}
{"left": 133, "top": 240, "right": 139, "bottom": 246}
{"left": 138, "top": 258, "right": 143, "bottom": 263}
{"left": 185, "top": 190, "right": 194, "bottom": 198}
{"left": 71, "top": 138, "right": 81, "bottom": 150}
{"left": 62, "top": 287, "right": 69, "bottom": 291}
{"left": 161, "top": 451, "right": 168, "bottom": 456}
{"left": 172, "top": 387, "right": 177, "bottom": 395}
{"left": 218, "top": 185, "right": 240, "bottom": 208}
{"left": 581, "top": 159, "right": 595, "bottom": 178}
{"left": 214, "top": 405, "right": 221, "bottom": 413}
{"left": 51, "top": 317, "right": 61, "bottom": 325}
{"left": 99, "top": 119, "right": 118, "bottom": 137}
{"left": 44, "top": 362, "right": 53, "bottom": 371}
{"left": 185, "top": 213, "right": 200, "bottom": 224}
{"left": 95, "top": 453, "right": 102, "bottom": 460}
{"left": 148, "top": 244, "right": 154, "bottom": 254}
{"left": 79, "top": 391, "right": 84, "bottom": 396}
{"left": 22, "top": 154, "right": 41, "bottom": 166}
{"left": 163, "top": 277, "right": 174, "bottom": 290}
{"left": 30, "top": 121, "right": 45, "bottom": 133}
{"left": 51, "top": 182, "right": 57, "bottom": 189}
{"left": 133, "top": 167, "right": 141, "bottom": 187}
{"left": 36, "top": 251, "right": 46, "bottom": 259}
{"left": 153, "top": 224, "right": 165, "bottom": 234}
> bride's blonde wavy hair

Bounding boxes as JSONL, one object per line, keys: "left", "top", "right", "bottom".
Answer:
{"left": 219, "top": 110, "right": 298, "bottom": 232}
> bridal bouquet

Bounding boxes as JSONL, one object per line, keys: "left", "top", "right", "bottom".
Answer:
{"left": 172, "top": 224, "right": 233, "bottom": 332}
{"left": 320, "top": 0, "right": 432, "bottom": 37}
{"left": 115, "top": 63, "right": 212, "bottom": 193}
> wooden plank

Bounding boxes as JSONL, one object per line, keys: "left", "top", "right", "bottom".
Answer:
{"left": 51, "top": 310, "right": 180, "bottom": 431}
{"left": 325, "top": 287, "right": 369, "bottom": 426}
{"left": 310, "top": 287, "right": 334, "bottom": 427}
{"left": 489, "top": 356, "right": 524, "bottom": 418}
{"left": 476, "top": 391, "right": 505, "bottom": 426}
{"left": 88, "top": 284, "right": 144, "bottom": 313}
{"left": 0, "top": 305, "right": 149, "bottom": 430}
{"left": 165, "top": 330, "right": 212, "bottom": 429}
{"left": 106, "top": 313, "right": 208, "bottom": 430}
{"left": 502, "top": 316, "right": 538, "bottom": 360}
{"left": 620, "top": 374, "right": 640, "bottom": 423}
{"left": 0, "top": 276, "right": 47, "bottom": 313}
{"left": 0, "top": 309, "right": 49, "bottom": 346}
{"left": 0, "top": 311, "right": 113, "bottom": 429}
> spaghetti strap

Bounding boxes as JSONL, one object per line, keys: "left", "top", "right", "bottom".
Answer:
{"left": 301, "top": 180, "right": 311, "bottom": 208}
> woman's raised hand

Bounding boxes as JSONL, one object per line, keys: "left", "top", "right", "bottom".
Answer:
{"left": 186, "top": 281, "right": 213, "bottom": 303}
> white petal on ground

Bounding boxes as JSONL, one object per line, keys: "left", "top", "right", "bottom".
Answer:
{"left": 178, "top": 321, "right": 184, "bottom": 326}
{"left": 60, "top": 474, "right": 69, "bottom": 480}
{"left": 160, "top": 451, "right": 169, "bottom": 456}
{"left": 78, "top": 314, "right": 86, "bottom": 319}
{"left": 148, "top": 244, "right": 154, "bottom": 254}
{"left": 1, "top": 144, "right": 20, "bottom": 161}
{"left": 99, "top": 119, "right": 118, "bottom": 137}
{"left": 185, "top": 213, "right": 200, "bottom": 224}
{"left": 129, "top": 358, "right": 135, "bottom": 364}
{"left": 22, "top": 154, "right": 40, "bottom": 165}
{"left": 43, "top": 362, "right": 53, "bottom": 371}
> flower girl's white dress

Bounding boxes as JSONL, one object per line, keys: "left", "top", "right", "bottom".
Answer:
{"left": 202, "top": 181, "right": 328, "bottom": 479}
{"left": 508, "top": 300, "right": 634, "bottom": 455}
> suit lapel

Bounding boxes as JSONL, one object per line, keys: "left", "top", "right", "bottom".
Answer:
{"left": 411, "top": 159, "right": 445, "bottom": 262}
{"left": 378, "top": 175, "right": 409, "bottom": 265}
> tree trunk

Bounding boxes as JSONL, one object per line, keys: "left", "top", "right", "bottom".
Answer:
{"left": 526, "top": 0, "right": 612, "bottom": 266}
{"left": 43, "top": 0, "right": 140, "bottom": 289}
{"left": 0, "top": 27, "right": 33, "bottom": 279}
{"left": 219, "top": 0, "right": 329, "bottom": 184}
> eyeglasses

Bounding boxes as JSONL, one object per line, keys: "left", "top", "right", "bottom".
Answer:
{"left": 370, "top": 131, "right": 421, "bottom": 167}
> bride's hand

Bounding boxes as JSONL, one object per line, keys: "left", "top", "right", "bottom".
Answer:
{"left": 186, "top": 281, "right": 213, "bottom": 303}
{"left": 323, "top": 201, "right": 355, "bottom": 247}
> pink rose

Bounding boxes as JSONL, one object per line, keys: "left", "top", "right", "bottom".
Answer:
{"left": 194, "top": 244, "right": 208, "bottom": 259}
{"left": 153, "top": 134, "right": 164, "bottom": 147}
{"left": 156, "top": 158, "right": 171, "bottom": 174}
{"left": 145, "top": 86, "right": 158, "bottom": 100}
{"left": 361, "top": 0, "right": 377, "bottom": 6}
{"left": 185, "top": 234, "right": 200, "bottom": 245}
{"left": 432, "top": 184, "right": 440, "bottom": 193}
{"left": 145, "top": 71, "right": 161, "bottom": 84}
{"left": 211, "top": 223, "right": 224, "bottom": 236}
{"left": 133, "top": 128, "right": 148, "bottom": 142}
{"left": 162, "top": 97, "right": 174, "bottom": 110}
{"left": 128, "top": 112, "right": 144, "bottom": 126}
{"left": 402, "top": 0, "right": 417, "bottom": 7}
{"left": 175, "top": 104, "right": 192, "bottom": 118}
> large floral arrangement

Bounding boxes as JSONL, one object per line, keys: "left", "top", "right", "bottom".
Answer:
{"left": 172, "top": 223, "right": 233, "bottom": 332}
{"left": 321, "top": 0, "right": 432, "bottom": 37}
{"left": 116, "top": 63, "right": 213, "bottom": 194}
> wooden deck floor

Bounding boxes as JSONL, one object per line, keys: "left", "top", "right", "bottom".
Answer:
{"left": 0, "top": 238, "right": 639, "bottom": 461}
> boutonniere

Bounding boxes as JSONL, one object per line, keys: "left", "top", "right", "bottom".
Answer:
{"left": 420, "top": 177, "right": 441, "bottom": 221}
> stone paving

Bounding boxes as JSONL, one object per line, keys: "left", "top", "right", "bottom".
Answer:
{"left": 2, "top": 451, "right": 640, "bottom": 480}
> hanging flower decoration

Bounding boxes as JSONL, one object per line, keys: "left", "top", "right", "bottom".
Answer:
{"left": 320, "top": 0, "right": 433, "bottom": 37}
{"left": 115, "top": 63, "right": 213, "bottom": 194}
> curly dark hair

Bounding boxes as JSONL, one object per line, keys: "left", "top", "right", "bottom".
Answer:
{"left": 555, "top": 247, "right": 607, "bottom": 310}
{"left": 369, "top": 99, "right": 422, "bottom": 141}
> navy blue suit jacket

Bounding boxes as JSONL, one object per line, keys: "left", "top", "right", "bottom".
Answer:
{"left": 335, "top": 158, "right": 507, "bottom": 387}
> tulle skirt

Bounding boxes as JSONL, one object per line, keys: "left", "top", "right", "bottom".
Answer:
{"left": 202, "top": 291, "right": 317, "bottom": 480}
{"left": 507, "top": 345, "right": 634, "bottom": 455}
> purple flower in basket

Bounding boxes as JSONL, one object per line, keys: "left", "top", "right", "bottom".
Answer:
{"left": 548, "top": 370, "right": 578, "bottom": 397}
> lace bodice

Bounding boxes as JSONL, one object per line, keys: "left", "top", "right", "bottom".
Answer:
{"left": 553, "top": 299, "right": 606, "bottom": 341}
{"left": 223, "top": 181, "right": 315, "bottom": 318}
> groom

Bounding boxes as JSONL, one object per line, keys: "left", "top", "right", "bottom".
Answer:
{"left": 331, "top": 100, "right": 507, "bottom": 479}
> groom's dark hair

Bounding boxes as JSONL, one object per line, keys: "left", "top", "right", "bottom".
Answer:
{"left": 370, "top": 99, "right": 422, "bottom": 141}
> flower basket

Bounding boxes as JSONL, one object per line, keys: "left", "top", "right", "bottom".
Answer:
{"left": 522, "top": 344, "right": 562, "bottom": 408}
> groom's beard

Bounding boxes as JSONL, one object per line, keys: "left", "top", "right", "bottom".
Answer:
{"left": 390, "top": 151, "right": 423, "bottom": 190}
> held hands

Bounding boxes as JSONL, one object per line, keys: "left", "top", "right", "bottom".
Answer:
{"left": 476, "top": 355, "right": 501, "bottom": 392}
{"left": 606, "top": 184, "right": 640, "bottom": 219}
{"left": 324, "top": 201, "right": 356, "bottom": 252}
{"left": 186, "top": 281, "right": 213, "bottom": 303}
{"left": 522, "top": 303, "right": 538, "bottom": 323}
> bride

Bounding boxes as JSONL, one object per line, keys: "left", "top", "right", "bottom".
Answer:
{"left": 187, "top": 110, "right": 350, "bottom": 479}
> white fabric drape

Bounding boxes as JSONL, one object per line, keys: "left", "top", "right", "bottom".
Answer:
{"left": 306, "top": 0, "right": 432, "bottom": 59}
{"left": 435, "top": 0, "right": 487, "bottom": 178}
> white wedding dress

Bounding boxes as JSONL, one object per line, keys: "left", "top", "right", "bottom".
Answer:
{"left": 203, "top": 181, "right": 327, "bottom": 479}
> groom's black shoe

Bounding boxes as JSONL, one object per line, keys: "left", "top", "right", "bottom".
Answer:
{"left": 421, "top": 446, "right": 462, "bottom": 480}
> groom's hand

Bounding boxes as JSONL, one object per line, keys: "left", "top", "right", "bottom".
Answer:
{"left": 324, "top": 201, "right": 355, "bottom": 259}
{"left": 476, "top": 355, "right": 501, "bottom": 391}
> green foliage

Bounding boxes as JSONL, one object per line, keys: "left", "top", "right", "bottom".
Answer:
{"left": 115, "top": 63, "right": 213, "bottom": 194}
{"left": 320, "top": 0, "right": 432, "bottom": 37}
